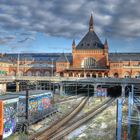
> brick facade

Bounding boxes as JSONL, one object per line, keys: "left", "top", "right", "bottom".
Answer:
{"left": 56, "top": 15, "right": 140, "bottom": 78}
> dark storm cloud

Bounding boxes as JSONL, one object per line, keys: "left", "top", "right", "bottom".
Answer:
{"left": 0, "top": 0, "right": 140, "bottom": 40}
{"left": 0, "top": 35, "right": 16, "bottom": 44}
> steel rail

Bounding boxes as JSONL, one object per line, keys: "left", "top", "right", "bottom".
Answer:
{"left": 50, "top": 98, "right": 114, "bottom": 140}
{"left": 29, "top": 97, "right": 88, "bottom": 140}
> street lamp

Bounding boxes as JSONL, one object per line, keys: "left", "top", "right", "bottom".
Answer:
{"left": 17, "top": 53, "right": 20, "bottom": 77}
{"left": 51, "top": 58, "right": 54, "bottom": 77}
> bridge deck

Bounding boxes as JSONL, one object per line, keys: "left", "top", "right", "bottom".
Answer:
{"left": 0, "top": 76, "right": 140, "bottom": 84}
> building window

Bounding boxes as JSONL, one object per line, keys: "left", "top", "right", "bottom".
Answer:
{"left": 133, "top": 64, "right": 139, "bottom": 66}
{"left": 81, "top": 57, "right": 96, "bottom": 68}
{"left": 60, "top": 64, "right": 64, "bottom": 66}
{"left": 123, "top": 64, "right": 129, "bottom": 66}
{"left": 113, "top": 64, "right": 119, "bottom": 67}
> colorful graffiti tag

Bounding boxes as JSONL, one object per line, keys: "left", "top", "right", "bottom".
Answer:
{"left": 3, "top": 103, "right": 17, "bottom": 139}
{"left": 19, "top": 94, "right": 52, "bottom": 118}
{"left": 29, "top": 95, "right": 51, "bottom": 114}
{"left": 95, "top": 88, "right": 107, "bottom": 97}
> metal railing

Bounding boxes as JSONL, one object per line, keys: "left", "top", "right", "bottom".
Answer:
{"left": 0, "top": 76, "right": 140, "bottom": 84}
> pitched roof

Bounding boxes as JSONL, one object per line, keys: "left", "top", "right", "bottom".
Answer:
{"left": 109, "top": 53, "right": 140, "bottom": 61}
{"left": 76, "top": 31, "right": 104, "bottom": 50}
{"left": 56, "top": 53, "right": 69, "bottom": 62}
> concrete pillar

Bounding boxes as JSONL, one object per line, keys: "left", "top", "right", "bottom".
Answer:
{"left": 121, "top": 84, "right": 126, "bottom": 97}
{"left": 102, "top": 73, "right": 104, "bottom": 78}
{"left": 78, "top": 73, "right": 80, "bottom": 77}
{"left": 96, "top": 73, "right": 98, "bottom": 78}
{"left": 60, "top": 83, "right": 64, "bottom": 95}
{"left": 93, "top": 84, "right": 98, "bottom": 95}
{"left": 90, "top": 73, "right": 92, "bottom": 78}
{"left": 35, "top": 82, "right": 38, "bottom": 90}
{"left": 73, "top": 73, "right": 75, "bottom": 77}
{"left": 84, "top": 73, "right": 86, "bottom": 78}
{"left": 16, "top": 82, "right": 20, "bottom": 92}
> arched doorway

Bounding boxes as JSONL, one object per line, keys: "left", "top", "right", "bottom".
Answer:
{"left": 104, "top": 73, "right": 108, "bottom": 77}
{"left": 114, "top": 73, "right": 119, "bottom": 78}
{"left": 92, "top": 73, "right": 96, "bottom": 78}
{"left": 80, "top": 73, "right": 84, "bottom": 77}
{"left": 98, "top": 73, "right": 102, "bottom": 78}
{"left": 36, "top": 71, "right": 41, "bottom": 76}
{"left": 45, "top": 71, "right": 50, "bottom": 76}
{"left": 124, "top": 72, "right": 130, "bottom": 78}
{"left": 134, "top": 72, "right": 140, "bottom": 78}
{"left": 69, "top": 72, "right": 73, "bottom": 77}
{"left": 86, "top": 73, "right": 90, "bottom": 77}
{"left": 27, "top": 71, "right": 32, "bottom": 76}
{"left": 75, "top": 73, "right": 79, "bottom": 77}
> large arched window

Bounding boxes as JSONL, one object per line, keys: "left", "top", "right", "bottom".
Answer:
{"left": 81, "top": 57, "right": 96, "bottom": 68}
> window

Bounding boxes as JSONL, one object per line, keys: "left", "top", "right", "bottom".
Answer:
{"left": 81, "top": 57, "right": 96, "bottom": 68}
{"left": 123, "top": 64, "right": 129, "bottom": 66}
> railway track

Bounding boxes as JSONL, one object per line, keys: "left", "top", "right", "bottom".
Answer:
{"left": 55, "top": 96, "right": 82, "bottom": 104}
{"left": 29, "top": 97, "right": 88, "bottom": 140}
{"left": 49, "top": 98, "right": 115, "bottom": 140}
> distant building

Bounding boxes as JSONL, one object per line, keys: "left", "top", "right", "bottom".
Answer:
{"left": 0, "top": 15, "right": 140, "bottom": 78}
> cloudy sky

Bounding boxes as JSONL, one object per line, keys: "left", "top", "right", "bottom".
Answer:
{"left": 0, "top": 0, "right": 140, "bottom": 53}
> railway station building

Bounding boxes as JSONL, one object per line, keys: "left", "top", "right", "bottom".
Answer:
{"left": 56, "top": 15, "right": 140, "bottom": 78}
{"left": 0, "top": 15, "right": 140, "bottom": 78}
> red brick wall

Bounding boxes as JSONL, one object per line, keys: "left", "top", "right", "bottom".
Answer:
{"left": 56, "top": 62, "right": 70, "bottom": 72}
{"left": 72, "top": 49, "right": 108, "bottom": 67}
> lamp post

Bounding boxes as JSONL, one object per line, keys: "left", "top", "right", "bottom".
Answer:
{"left": 51, "top": 58, "right": 54, "bottom": 77}
{"left": 17, "top": 53, "right": 20, "bottom": 77}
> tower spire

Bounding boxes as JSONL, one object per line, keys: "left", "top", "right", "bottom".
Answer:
{"left": 72, "top": 39, "right": 76, "bottom": 49}
{"left": 89, "top": 14, "right": 94, "bottom": 32}
{"left": 104, "top": 38, "right": 108, "bottom": 49}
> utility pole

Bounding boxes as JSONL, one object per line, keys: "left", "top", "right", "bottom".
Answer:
{"left": 76, "top": 80, "right": 78, "bottom": 98}
{"left": 127, "top": 85, "right": 134, "bottom": 140}
{"left": 25, "top": 86, "right": 29, "bottom": 133}
{"left": 88, "top": 83, "right": 90, "bottom": 107}
{"left": 17, "top": 53, "right": 20, "bottom": 77}
{"left": 51, "top": 58, "right": 54, "bottom": 77}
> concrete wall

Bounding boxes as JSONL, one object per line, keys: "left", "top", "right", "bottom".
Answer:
{"left": 0, "top": 83, "right": 7, "bottom": 93}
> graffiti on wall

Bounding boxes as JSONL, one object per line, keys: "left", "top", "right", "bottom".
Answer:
{"left": 19, "top": 94, "right": 52, "bottom": 117}
{"left": 42, "top": 95, "right": 51, "bottom": 109}
{"left": 3, "top": 103, "right": 17, "bottom": 139}
{"left": 18, "top": 100, "right": 26, "bottom": 116}
{"left": 29, "top": 95, "right": 51, "bottom": 114}
{"left": 95, "top": 88, "right": 107, "bottom": 97}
